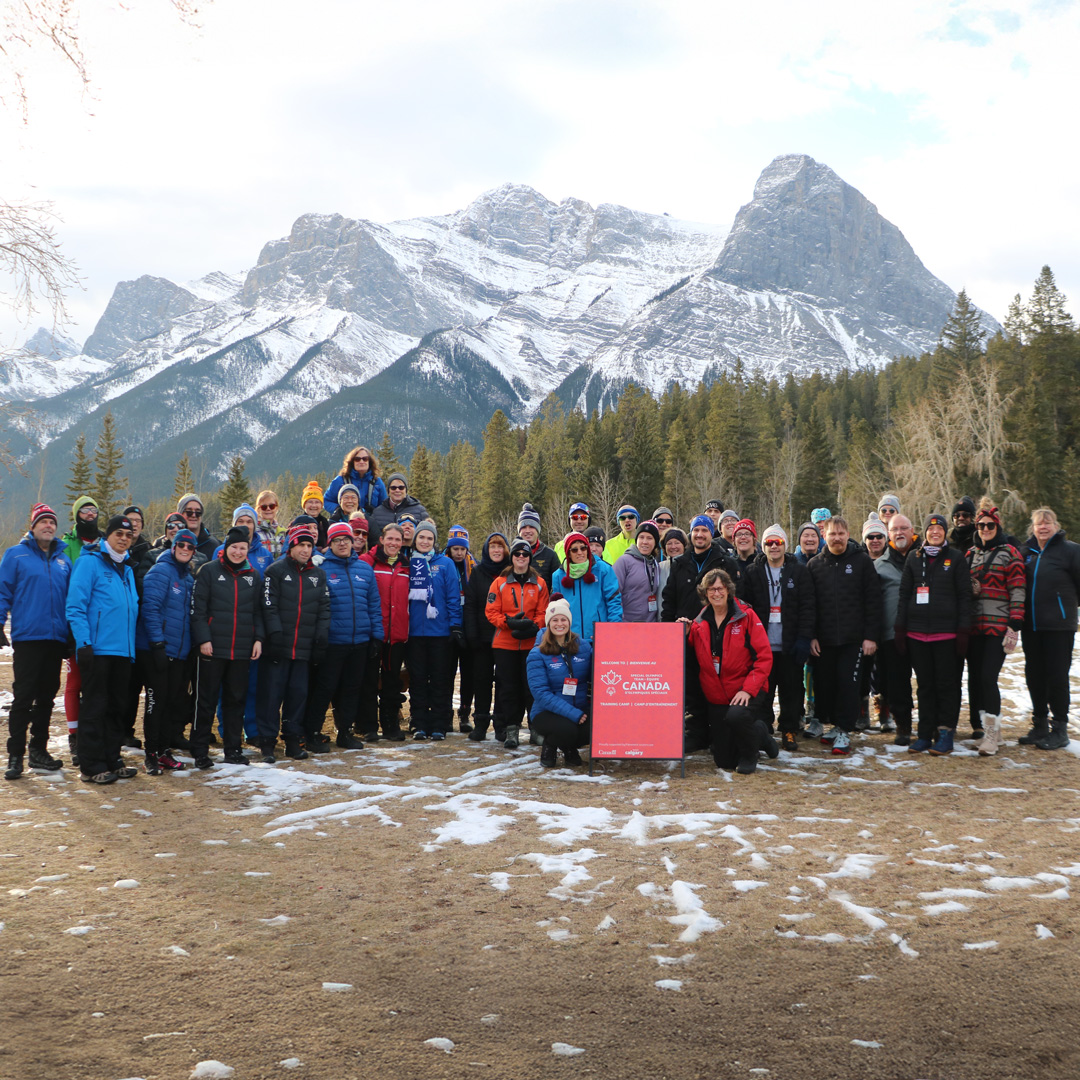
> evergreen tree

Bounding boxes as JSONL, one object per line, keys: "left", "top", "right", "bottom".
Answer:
{"left": 448, "top": 441, "right": 482, "bottom": 541}
{"left": 614, "top": 383, "right": 663, "bottom": 512}
{"left": 219, "top": 455, "right": 253, "bottom": 513}
{"left": 408, "top": 444, "right": 438, "bottom": 519}
{"left": 478, "top": 410, "right": 522, "bottom": 531}
{"left": 65, "top": 432, "right": 93, "bottom": 505}
{"left": 376, "top": 430, "right": 402, "bottom": 477}
{"left": 935, "top": 289, "right": 986, "bottom": 378}
{"left": 1026, "top": 265, "right": 1074, "bottom": 338}
{"left": 173, "top": 452, "right": 195, "bottom": 501}
{"left": 90, "top": 412, "right": 127, "bottom": 515}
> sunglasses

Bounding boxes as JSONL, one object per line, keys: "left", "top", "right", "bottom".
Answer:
{"left": 388, "top": 484, "right": 406, "bottom": 491}
{"left": 570, "top": 514, "right": 589, "bottom": 520}
{"left": 512, "top": 550, "right": 531, "bottom": 557}
{"left": 353, "top": 455, "right": 369, "bottom": 462}
{"left": 866, "top": 534, "right": 886, "bottom": 542}
{"left": 183, "top": 509, "right": 203, "bottom": 518}
{"left": 977, "top": 522, "right": 998, "bottom": 531}
{"left": 655, "top": 517, "right": 673, "bottom": 525}
{"left": 111, "top": 529, "right": 134, "bottom": 539}
{"left": 619, "top": 515, "right": 636, "bottom": 521}
{"left": 763, "top": 539, "right": 784, "bottom": 547}
{"left": 174, "top": 541, "right": 196, "bottom": 551}
{"left": 259, "top": 503, "right": 277, "bottom": 511}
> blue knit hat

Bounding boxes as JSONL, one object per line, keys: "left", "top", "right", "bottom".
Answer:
{"left": 690, "top": 514, "right": 716, "bottom": 535}
{"left": 616, "top": 504, "right": 640, "bottom": 523}
{"left": 446, "top": 524, "right": 470, "bottom": 549}
{"left": 232, "top": 503, "right": 258, "bottom": 526}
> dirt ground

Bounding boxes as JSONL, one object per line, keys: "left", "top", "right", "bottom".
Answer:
{"left": 2, "top": 649, "right": 1079, "bottom": 1080}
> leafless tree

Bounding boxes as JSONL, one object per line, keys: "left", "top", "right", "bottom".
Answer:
{"left": 587, "top": 468, "right": 625, "bottom": 537}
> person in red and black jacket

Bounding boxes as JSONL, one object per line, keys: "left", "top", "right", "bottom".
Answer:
{"left": 256, "top": 524, "right": 330, "bottom": 762}
{"left": 681, "top": 568, "right": 774, "bottom": 774}
{"left": 360, "top": 523, "right": 410, "bottom": 740}
{"left": 189, "top": 527, "right": 264, "bottom": 769}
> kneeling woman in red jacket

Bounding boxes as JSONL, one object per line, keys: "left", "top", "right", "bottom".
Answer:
{"left": 682, "top": 568, "right": 775, "bottom": 774}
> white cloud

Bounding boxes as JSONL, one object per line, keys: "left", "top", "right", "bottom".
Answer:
{"left": 3, "top": 0, "right": 1078, "bottom": 344}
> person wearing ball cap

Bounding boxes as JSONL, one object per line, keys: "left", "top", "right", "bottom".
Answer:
{"left": 0, "top": 503, "right": 73, "bottom": 780}
{"left": 526, "top": 595, "right": 593, "bottom": 769}
{"left": 603, "top": 504, "right": 640, "bottom": 566}
{"left": 64, "top": 514, "right": 140, "bottom": 784}
{"left": 553, "top": 502, "right": 592, "bottom": 564}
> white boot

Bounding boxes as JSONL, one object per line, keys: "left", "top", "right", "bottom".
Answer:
{"left": 977, "top": 714, "right": 1001, "bottom": 756}
{"left": 965, "top": 710, "right": 989, "bottom": 747}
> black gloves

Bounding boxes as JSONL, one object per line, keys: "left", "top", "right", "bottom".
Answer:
{"left": 76, "top": 644, "right": 94, "bottom": 673}
{"left": 367, "top": 639, "right": 383, "bottom": 662}
{"left": 451, "top": 627, "right": 466, "bottom": 649}
{"left": 507, "top": 617, "right": 539, "bottom": 640}
{"left": 151, "top": 643, "right": 168, "bottom": 672}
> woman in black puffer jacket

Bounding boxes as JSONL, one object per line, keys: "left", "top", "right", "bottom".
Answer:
{"left": 896, "top": 513, "right": 974, "bottom": 757}
{"left": 463, "top": 533, "right": 510, "bottom": 742}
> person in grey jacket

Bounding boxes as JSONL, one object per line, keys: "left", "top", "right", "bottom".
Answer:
{"left": 874, "top": 514, "right": 916, "bottom": 744}
{"left": 614, "top": 521, "right": 662, "bottom": 622}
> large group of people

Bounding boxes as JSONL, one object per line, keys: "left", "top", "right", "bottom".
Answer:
{"left": 0, "top": 439, "right": 1076, "bottom": 783}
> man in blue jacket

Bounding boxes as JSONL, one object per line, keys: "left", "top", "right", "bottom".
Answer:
{"left": 0, "top": 503, "right": 73, "bottom": 779}
{"left": 65, "top": 514, "right": 140, "bottom": 784}
{"left": 304, "top": 522, "right": 383, "bottom": 750}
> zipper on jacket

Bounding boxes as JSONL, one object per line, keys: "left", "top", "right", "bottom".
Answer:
{"left": 1032, "top": 549, "right": 1041, "bottom": 632}
{"left": 293, "top": 568, "right": 304, "bottom": 659}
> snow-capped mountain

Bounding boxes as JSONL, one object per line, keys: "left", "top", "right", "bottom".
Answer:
{"left": 0, "top": 154, "right": 998, "bottom": 503}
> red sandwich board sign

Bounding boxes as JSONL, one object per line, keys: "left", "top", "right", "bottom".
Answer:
{"left": 590, "top": 622, "right": 685, "bottom": 775}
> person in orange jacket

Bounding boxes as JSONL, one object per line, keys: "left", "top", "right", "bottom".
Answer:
{"left": 485, "top": 537, "right": 550, "bottom": 749}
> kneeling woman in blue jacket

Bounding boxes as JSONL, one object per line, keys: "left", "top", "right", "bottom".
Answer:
{"left": 526, "top": 598, "right": 592, "bottom": 768}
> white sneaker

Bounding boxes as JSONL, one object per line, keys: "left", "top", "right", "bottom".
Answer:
{"left": 831, "top": 731, "right": 851, "bottom": 755}
{"left": 820, "top": 725, "right": 840, "bottom": 743}
{"left": 805, "top": 717, "right": 823, "bottom": 739}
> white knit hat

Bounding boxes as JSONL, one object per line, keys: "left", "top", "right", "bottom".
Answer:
{"left": 761, "top": 524, "right": 787, "bottom": 546}
{"left": 545, "top": 598, "right": 572, "bottom": 627}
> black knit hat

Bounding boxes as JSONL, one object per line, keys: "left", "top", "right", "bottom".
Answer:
{"left": 224, "top": 526, "right": 250, "bottom": 550}
{"left": 104, "top": 515, "right": 134, "bottom": 538}
{"left": 584, "top": 525, "right": 606, "bottom": 545}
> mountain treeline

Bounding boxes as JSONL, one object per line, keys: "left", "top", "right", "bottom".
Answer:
{"left": 4, "top": 266, "right": 1075, "bottom": 548}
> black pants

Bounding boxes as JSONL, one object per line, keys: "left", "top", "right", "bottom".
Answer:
{"left": 968, "top": 634, "right": 1007, "bottom": 721}
{"left": 765, "top": 651, "right": 805, "bottom": 734}
{"left": 8, "top": 640, "right": 67, "bottom": 757}
{"left": 408, "top": 636, "right": 454, "bottom": 735}
{"left": 908, "top": 638, "right": 960, "bottom": 738}
{"left": 530, "top": 709, "right": 588, "bottom": 751}
{"left": 707, "top": 702, "right": 762, "bottom": 769}
{"left": 368, "top": 641, "right": 406, "bottom": 734}
{"left": 684, "top": 648, "right": 708, "bottom": 742}
{"left": 78, "top": 654, "right": 132, "bottom": 776}
{"left": 493, "top": 648, "right": 532, "bottom": 728}
{"left": 139, "top": 651, "right": 194, "bottom": 753}
{"left": 305, "top": 643, "right": 369, "bottom": 738}
{"left": 813, "top": 643, "right": 863, "bottom": 733}
{"left": 471, "top": 642, "right": 499, "bottom": 731}
{"left": 452, "top": 635, "right": 474, "bottom": 718}
{"left": 256, "top": 658, "right": 310, "bottom": 743}
{"left": 121, "top": 667, "right": 144, "bottom": 742}
{"left": 1023, "top": 630, "right": 1074, "bottom": 723}
{"left": 194, "top": 656, "right": 249, "bottom": 756}
{"left": 877, "top": 639, "right": 913, "bottom": 718}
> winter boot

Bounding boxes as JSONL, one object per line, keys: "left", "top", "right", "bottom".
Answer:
{"left": 1036, "top": 719, "right": 1070, "bottom": 751}
{"left": 1019, "top": 717, "right": 1050, "bottom": 745}
{"left": 305, "top": 734, "right": 332, "bottom": 754}
{"left": 977, "top": 714, "right": 1001, "bottom": 756}
{"left": 539, "top": 743, "right": 557, "bottom": 768}
{"left": 876, "top": 695, "right": 895, "bottom": 733}
{"left": 68, "top": 731, "right": 79, "bottom": 768}
{"left": 468, "top": 716, "right": 490, "bottom": 742}
{"left": 855, "top": 696, "right": 871, "bottom": 732}
{"left": 892, "top": 710, "right": 912, "bottom": 747}
{"left": 735, "top": 755, "right": 758, "bottom": 775}
{"left": 758, "top": 720, "right": 779, "bottom": 759}
{"left": 284, "top": 740, "right": 309, "bottom": 760}
{"left": 929, "top": 727, "right": 955, "bottom": 756}
{"left": 28, "top": 746, "right": 63, "bottom": 771}
{"left": 223, "top": 749, "right": 250, "bottom": 765}
{"left": 259, "top": 740, "right": 277, "bottom": 764}
{"left": 336, "top": 732, "right": 365, "bottom": 750}
{"left": 503, "top": 725, "right": 520, "bottom": 750}
{"left": 458, "top": 710, "right": 473, "bottom": 734}
{"left": 564, "top": 746, "right": 584, "bottom": 767}
{"left": 5, "top": 755, "right": 23, "bottom": 780}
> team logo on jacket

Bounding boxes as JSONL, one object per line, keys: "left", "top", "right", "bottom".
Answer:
{"left": 171, "top": 583, "right": 182, "bottom": 594}
{"left": 845, "top": 564, "right": 852, "bottom": 573}
{"left": 217, "top": 574, "right": 226, "bottom": 582}
{"left": 308, "top": 576, "right": 319, "bottom": 586}
{"left": 284, "top": 574, "right": 292, "bottom": 581}
{"left": 244, "top": 575, "right": 253, "bottom": 585}
{"left": 787, "top": 580, "right": 794, "bottom": 588}
{"left": 731, "top": 624, "right": 743, "bottom": 635}
{"left": 329, "top": 573, "right": 340, "bottom": 583}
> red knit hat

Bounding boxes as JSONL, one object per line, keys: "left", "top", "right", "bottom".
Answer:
{"left": 30, "top": 503, "right": 57, "bottom": 529}
{"left": 327, "top": 522, "right": 353, "bottom": 542}
{"left": 733, "top": 517, "right": 757, "bottom": 540}
{"left": 560, "top": 531, "right": 595, "bottom": 587}
{"left": 287, "top": 524, "right": 316, "bottom": 549}
{"left": 350, "top": 515, "right": 369, "bottom": 535}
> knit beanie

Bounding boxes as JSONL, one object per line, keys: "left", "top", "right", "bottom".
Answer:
{"left": 690, "top": 514, "right": 716, "bottom": 536}
{"left": 545, "top": 597, "right": 573, "bottom": 628}
{"left": 386, "top": 472, "right": 408, "bottom": 491}
{"left": 878, "top": 494, "right": 901, "bottom": 515}
{"left": 176, "top": 492, "right": 203, "bottom": 515}
{"left": 733, "top": 518, "right": 757, "bottom": 540}
{"left": 30, "top": 503, "right": 57, "bottom": 528}
{"left": 414, "top": 520, "right": 438, "bottom": 544}
{"left": 164, "top": 512, "right": 186, "bottom": 530}
{"left": 925, "top": 513, "right": 949, "bottom": 536}
{"left": 224, "top": 526, "right": 250, "bottom": 550}
{"left": 952, "top": 496, "right": 976, "bottom": 518}
{"left": 653, "top": 506, "right": 675, "bottom": 522}
{"left": 797, "top": 522, "right": 819, "bottom": 545}
{"left": 232, "top": 502, "right": 258, "bottom": 525}
{"left": 337, "top": 483, "right": 361, "bottom": 504}
{"left": 616, "top": 504, "right": 640, "bottom": 524}
{"left": 662, "top": 527, "right": 688, "bottom": 552}
{"left": 705, "top": 499, "right": 724, "bottom": 513}
{"left": 719, "top": 509, "right": 739, "bottom": 524}
{"left": 173, "top": 529, "right": 198, "bottom": 547}
{"left": 761, "top": 524, "right": 787, "bottom": 546}
{"left": 584, "top": 525, "right": 607, "bottom": 545}
{"left": 71, "top": 495, "right": 99, "bottom": 520}
{"left": 636, "top": 521, "right": 661, "bottom": 546}
{"left": 104, "top": 515, "right": 134, "bottom": 538}
{"left": 286, "top": 524, "right": 315, "bottom": 549}
{"left": 509, "top": 537, "right": 532, "bottom": 559}
{"left": 350, "top": 513, "right": 369, "bottom": 534}
{"left": 327, "top": 521, "right": 353, "bottom": 542}
{"left": 123, "top": 504, "right": 144, "bottom": 522}
{"left": 862, "top": 512, "right": 886, "bottom": 541}
{"left": 517, "top": 503, "right": 542, "bottom": 533}
{"left": 446, "top": 525, "right": 470, "bottom": 549}
{"left": 810, "top": 507, "right": 832, "bottom": 525}
{"left": 301, "top": 481, "right": 324, "bottom": 507}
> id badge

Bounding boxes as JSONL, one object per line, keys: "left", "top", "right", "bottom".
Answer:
{"left": 648, "top": 594, "right": 658, "bottom": 613}
{"left": 562, "top": 678, "right": 578, "bottom": 697}
{"left": 916, "top": 585, "right": 930, "bottom": 605}
{"left": 769, "top": 605, "right": 781, "bottom": 623}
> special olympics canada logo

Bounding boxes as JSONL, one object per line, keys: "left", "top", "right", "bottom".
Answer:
{"left": 601, "top": 668, "right": 620, "bottom": 697}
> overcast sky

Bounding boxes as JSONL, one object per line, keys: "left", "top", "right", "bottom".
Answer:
{"left": 3, "top": 0, "right": 1078, "bottom": 347}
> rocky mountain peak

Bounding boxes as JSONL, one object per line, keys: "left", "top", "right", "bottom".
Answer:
{"left": 82, "top": 275, "right": 203, "bottom": 361}
{"left": 20, "top": 327, "right": 80, "bottom": 360}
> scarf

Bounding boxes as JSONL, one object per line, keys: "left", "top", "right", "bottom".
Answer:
{"left": 923, "top": 545, "right": 941, "bottom": 558}
{"left": 101, "top": 538, "right": 126, "bottom": 564}
{"left": 409, "top": 550, "right": 438, "bottom": 619}
{"left": 568, "top": 561, "right": 589, "bottom": 579}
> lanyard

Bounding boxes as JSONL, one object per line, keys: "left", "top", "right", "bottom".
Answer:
{"left": 767, "top": 566, "right": 783, "bottom": 605}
